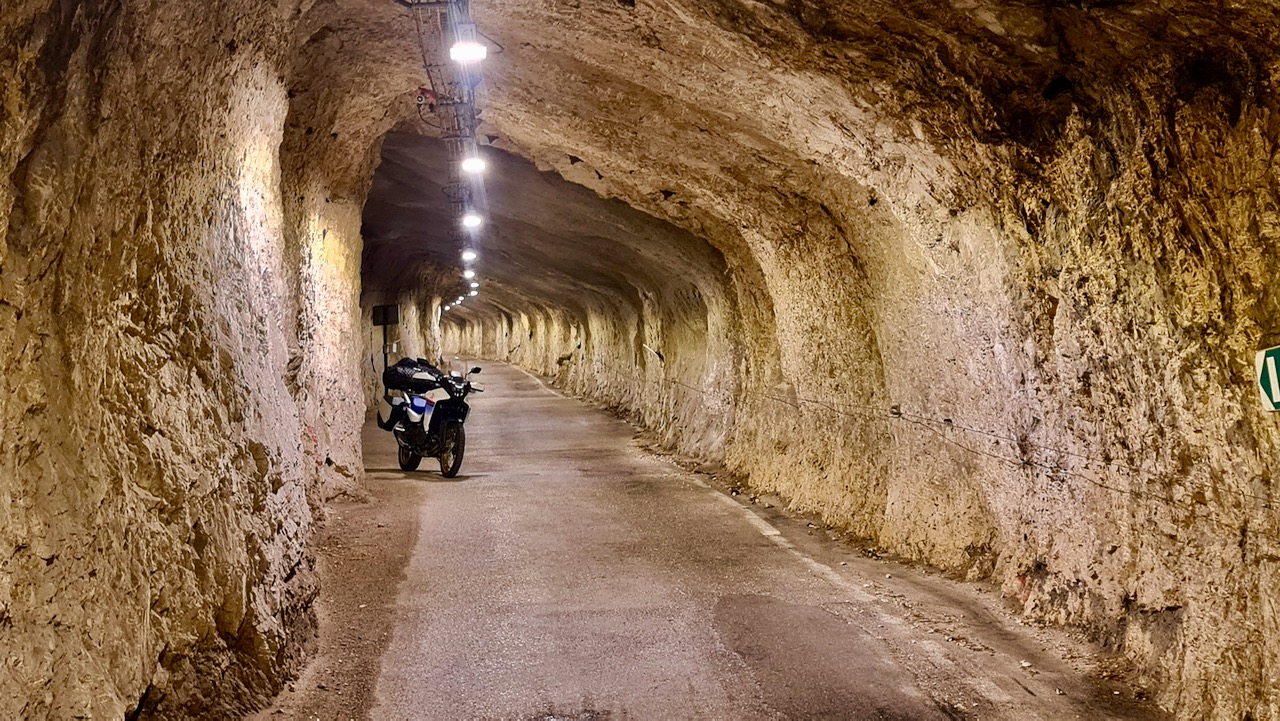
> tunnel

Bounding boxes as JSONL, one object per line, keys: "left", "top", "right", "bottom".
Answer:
{"left": 3, "top": 0, "right": 1279, "bottom": 718}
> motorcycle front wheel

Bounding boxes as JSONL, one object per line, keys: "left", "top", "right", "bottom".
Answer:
{"left": 397, "top": 445, "right": 422, "bottom": 472}
{"left": 438, "top": 423, "right": 465, "bottom": 478}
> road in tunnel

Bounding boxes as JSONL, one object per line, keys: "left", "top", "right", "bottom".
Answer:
{"left": 354, "top": 363, "right": 1160, "bottom": 720}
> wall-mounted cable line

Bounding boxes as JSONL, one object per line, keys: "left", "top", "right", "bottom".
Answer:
{"left": 575, "top": 363, "right": 1275, "bottom": 545}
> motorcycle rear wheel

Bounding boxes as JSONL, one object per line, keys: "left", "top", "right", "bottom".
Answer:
{"left": 439, "top": 423, "right": 465, "bottom": 478}
{"left": 398, "top": 445, "right": 422, "bottom": 471}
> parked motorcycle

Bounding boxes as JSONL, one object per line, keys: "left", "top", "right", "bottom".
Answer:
{"left": 377, "top": 358, "right": 482, "bottom": 477}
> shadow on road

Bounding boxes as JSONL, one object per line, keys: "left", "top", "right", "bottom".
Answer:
{"left": 364, "top": 467, "right": 471, "bottom": 482}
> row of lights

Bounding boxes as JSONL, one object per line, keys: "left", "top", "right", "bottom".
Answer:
{"left": 441, "top": 25, "right": 489, "bottom": 314}
{"left": 446, "top": 158, "right": 485, "bottom": 313}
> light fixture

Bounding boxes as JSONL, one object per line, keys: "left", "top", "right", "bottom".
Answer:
{"left": 469, "top": 282, "right": 479, "bottom": 288}
{"left": 443, "top": 305, "right": 451, "bottom": 311}
{"left": 463, "top": 269, "right": 476, "bottom": 279}
{"left": 469, "top": 290, "right": 478, "bottom": 296}
{"left": 461, "top": 157, "right": 486, "bottom": 174}
{"left": 461, "top": 212, "right": 482, "bottom": 229}
{"left": 450, "top": 41, "right": 487, "bottom": 63}
{"left": 461, "top": 249, "right": 478, "bottom": 261}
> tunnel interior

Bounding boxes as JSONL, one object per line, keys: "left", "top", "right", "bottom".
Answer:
{"left": 3, "top": 0, "right": 1280, "bottom": 717}
{"left": 360, "top": 133, "right": 736, "bottom": 452}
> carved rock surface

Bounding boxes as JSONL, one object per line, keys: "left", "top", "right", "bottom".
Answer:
{"left": 4, "top": 0, "right": 1280, "bottom": 718}
{"left": 370, "top": 2, "right": 1280, "bottom": 718}
{"left": 1, "top": 0, "right": 419, "bottom": 715}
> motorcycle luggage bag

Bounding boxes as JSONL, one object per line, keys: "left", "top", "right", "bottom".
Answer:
{"left": 383, "top": 358, "right": 443, "bottom": 393}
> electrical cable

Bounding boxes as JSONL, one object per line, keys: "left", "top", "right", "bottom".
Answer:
{"left": 477, "top": 31, "right": 505, "bottom": 53}
{"left": 400, "top": 0, "right": 492, "bottom": 303}
{"left": 580, "top": 361, "right": 1276, "bottom": 540}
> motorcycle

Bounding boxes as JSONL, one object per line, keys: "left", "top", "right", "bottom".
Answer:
{"left": 377, "top": 358, "right": 482, "bottom": 477}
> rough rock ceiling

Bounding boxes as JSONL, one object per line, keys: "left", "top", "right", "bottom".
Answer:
{"left": 357, "top": 2, "right": 1280, "bottom": 718}
{"left": 362, "top": 132, "right": 728, "bottom": 323}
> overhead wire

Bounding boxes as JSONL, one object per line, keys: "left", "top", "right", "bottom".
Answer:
{"left": 402, "top": 0, "right": 490, "bottom": 305}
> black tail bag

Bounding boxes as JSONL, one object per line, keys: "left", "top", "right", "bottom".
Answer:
{"left": 383, "top": 358, "right": 443, "bottom": 393}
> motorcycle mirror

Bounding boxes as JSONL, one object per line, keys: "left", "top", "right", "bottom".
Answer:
{"left": 470, "top": 367, "right": 482, "bottom": 375}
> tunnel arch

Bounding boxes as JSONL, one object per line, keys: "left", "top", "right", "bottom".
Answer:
{"left": 4, "top": 0, "right": 1280, "bottom": 716}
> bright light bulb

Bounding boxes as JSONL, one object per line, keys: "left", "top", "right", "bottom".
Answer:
{"left": 443, "top": 305, "right": 451, "bottom": 311}
{"left": 469, "top": 282, "right": 479, "bottom": 288}
{"left": 450, "top": 41, "right": 487, "bottom": 63}
{"left": 461, "top": 249, "right": 478, "bottom": 261}
{"left": 463, "top": 269, "right": 476, "bottom": 279}
{"left": 461, "top": 213, "right": 482, "bottom": 229}
{"left": 469, "top": 290, "right": 478, "bottom": 296}
{"left": 461, "top": 157, "right": 486, "bottom": 174}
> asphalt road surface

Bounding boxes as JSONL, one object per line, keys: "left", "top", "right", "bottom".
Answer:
{"left": 363, "top": 363, "right": 1160, "bottom": 721}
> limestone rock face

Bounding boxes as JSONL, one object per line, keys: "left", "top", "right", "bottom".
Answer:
{"left": 365, "top": 1, "right": 1280, "bottom": 717}
{"left": 6, "top": 0, "right": 1280, "bottom": 716}
{"left": 1, "top": 0, "right": 420, "bottom": 715}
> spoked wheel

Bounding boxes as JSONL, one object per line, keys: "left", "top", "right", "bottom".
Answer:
{"left": 397, "top": 445, "right": 422, "bottom": 472}
{"left": 438, "top": 423, "right": 465, "bottom": 478}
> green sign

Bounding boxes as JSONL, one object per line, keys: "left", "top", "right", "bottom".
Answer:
{"left": 1259, "top": 346, "right": 1280, "bottom": 412}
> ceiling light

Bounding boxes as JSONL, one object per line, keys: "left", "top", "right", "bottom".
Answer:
{"left": 463, "top": 269, "right": 476, "bottom": 279}
{"left": 469, "top": 282, "right": 479, "bottom": 288}
{"left": 461, "top": 249, "right": 478, "bottom": 261}
{"left": 461, "top": 213, "right": 482, "bottom": 229}
{"left": 450, "top": 41, "right": 487, "bottom": 63}
{"left": 461, "top": 157, "right": 486, "bottom": 174}
{"left": 469, "top": 290, "right": 478, "bottom": 296}
{"left": 443, "top": 305, "right": 451, "bottom": 311}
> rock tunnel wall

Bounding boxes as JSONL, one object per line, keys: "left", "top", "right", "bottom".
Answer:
{"left": 442, "top": 277, "right": 736, "bottom": 457}
{"left": 423, "top": 2, "right": 1280, "bottom": 717}
{"left": 8, "top": 0, "right": 1280, "bottom": 716}
{"left": 2, "top": 0, "right": 423, "bottom": 715}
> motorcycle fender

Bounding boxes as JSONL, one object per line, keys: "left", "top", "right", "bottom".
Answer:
{"left": 427, "top": 400, "right": 469, "bottom": 436}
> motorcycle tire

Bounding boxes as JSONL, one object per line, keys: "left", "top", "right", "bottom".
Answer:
{"left": 439, "top": 423, "right": 465, "bottom": 478}
{"left": 398, "top": 445, "right": 422, "bottom": 472}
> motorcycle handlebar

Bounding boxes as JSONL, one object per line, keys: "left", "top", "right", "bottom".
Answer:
{"left": 389, "top": 378, "right": 479, "bottom": 399}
